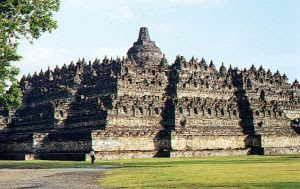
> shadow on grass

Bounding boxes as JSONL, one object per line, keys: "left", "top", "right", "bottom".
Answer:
{"left": 210, "top": 182, "right": 300, "bottom": 189}
{"left": 247, "top": 182, "right": 300, "bottom": 189}
{"left": 0, "top": 155, "right": 299, "bottom": 169}
{"left": 107, "top": 155, "right": 300, "bottom": 168}
{"left": 145, "top": 182, "right": 300, "bottom": 189}
{"left": 0, "top": 161, "right": 102, "bottom": 169}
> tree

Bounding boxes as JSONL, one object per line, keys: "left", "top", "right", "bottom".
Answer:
{"left": 0, "top": 0, "right": 60, "bottom": 111}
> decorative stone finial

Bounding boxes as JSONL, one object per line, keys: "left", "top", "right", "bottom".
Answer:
{"left": 219, "top": 62, "right": 227, "bottom": 76}
{"left": 160, "top": 54, "right": 168, "bottom": 66}
{"left": 138, "top": 27, "right": 151, "bottom": 41}
{"left": 292, "top": 79, "right": 299, "bottom": 88}
{"left": 209, "top": 60, "right": 215, "bottom": 68}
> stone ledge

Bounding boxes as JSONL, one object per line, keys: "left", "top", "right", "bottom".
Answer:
{"left": 170, "top": 148, "right": 251, "bottom": 157}
{"left": 264, "top": 147, "right": 300, "bottom": 155}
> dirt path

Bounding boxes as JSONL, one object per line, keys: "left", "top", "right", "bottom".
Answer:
{"left": 0, "top": 166, "right": 112, "bottom": 189}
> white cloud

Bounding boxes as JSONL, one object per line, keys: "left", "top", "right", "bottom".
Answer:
{"left": 65, "top": 0, "right": 228, "bottom": 7}
{"left": 64, "top": 0, "right": 86, "bottom": 7}
{"left": 63, "top": 0, "right": 226, "bottom": 21}
{"left": 64, "top": 0, "right": 135, "bottom": 19}
{"left": 64, "top": 0, "right": 85, "bottom": 7}
{"left": 167, "top": 0, "right": 228, "bottom": 4}
{"left": 105, "top": 5, "right": 135, "bottom": 19}
{"left": 17, "top": 47, "right": 72, "bottom": 77}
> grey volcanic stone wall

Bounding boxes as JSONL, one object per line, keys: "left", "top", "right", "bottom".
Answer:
{"left": 92, "top": 129, "right": 170, "bottom": 160}
{"left": 0, "top": 27, "right": 299, "bottom": 160}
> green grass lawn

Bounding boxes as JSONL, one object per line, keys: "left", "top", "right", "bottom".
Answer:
{"left": 98, "top": 155, "right": 300, "bottom": 189}
{"left": 0, "top": 155, "right": 299, "bottom": 188}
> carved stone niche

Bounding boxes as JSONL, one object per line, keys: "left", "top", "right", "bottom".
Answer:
{"left": 0, "top": 116, "right": 10, "bottom": 124}
{"left": 0, "top": 116, "right": 10, "bottom": 131}
{"left": 33, "top": 133, "right": 50, "bottom": 153}
{"left": 179, "top": 118, "right": 187, "bottom": 127}
{"left": 53, "top": 102, "right": 69, "bottom": 126}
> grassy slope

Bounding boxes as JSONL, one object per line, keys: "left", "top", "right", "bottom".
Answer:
{"left": 98, "top": 155, "right": 300, "bottom": 189}
{"left": 0, "top": 155, "right": 299, "bottom": 188}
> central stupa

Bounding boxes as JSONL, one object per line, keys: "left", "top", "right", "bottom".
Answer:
{"left": 127, "top": 27, "right": 163, "bottom": 65}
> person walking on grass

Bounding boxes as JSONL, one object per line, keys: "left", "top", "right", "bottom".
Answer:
{"left": 89, "top": 149, "right": 96, "bottom": 165}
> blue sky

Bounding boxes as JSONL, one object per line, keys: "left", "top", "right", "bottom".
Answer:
{"left": 18, "top": 0, "right": 299, "bottom": 82}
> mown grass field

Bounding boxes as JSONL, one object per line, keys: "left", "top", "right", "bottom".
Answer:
{"left": 0, "top": 155, "right": 299, "bottom": 188}
{"left": 98, "top": 155, "right": 300, "bottom": 189}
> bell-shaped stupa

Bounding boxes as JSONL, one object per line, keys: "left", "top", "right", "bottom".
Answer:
{"left": 127, "top": 27, "right": 163, "bottom": 65}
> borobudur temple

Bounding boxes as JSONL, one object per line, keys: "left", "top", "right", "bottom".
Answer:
{"left": 0, "top": 27, "right": 299, "bottom": 160}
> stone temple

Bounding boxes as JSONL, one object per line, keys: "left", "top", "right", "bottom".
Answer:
{"left": 0, "top": 27, "right": 299, "bottom": 160}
